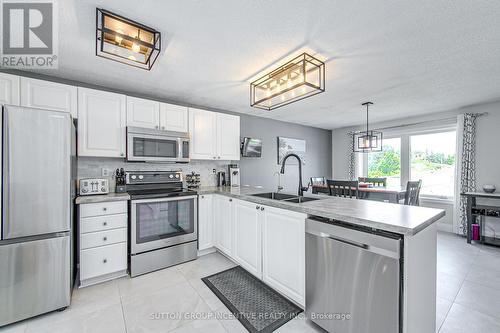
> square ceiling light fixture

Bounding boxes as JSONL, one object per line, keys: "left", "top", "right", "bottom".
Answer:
{"left": 353, "top": 102, "right": 383, "bottom": 152}
{"left": 250, "top": 53, "right": 325, "bottom": 110}
{"left": 96, "top": 8, "right": 161, "bottom": 70}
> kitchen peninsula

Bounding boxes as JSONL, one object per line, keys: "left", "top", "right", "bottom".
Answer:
{"left": 197, "top": 185, "right": 444, "bottom": 333}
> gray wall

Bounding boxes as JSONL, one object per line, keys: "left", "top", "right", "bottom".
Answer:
{"left": 239, "top": 114, "right": 332, "bottom": 193}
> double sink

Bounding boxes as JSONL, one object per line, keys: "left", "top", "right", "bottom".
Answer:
{"left": 251, "top": 192, "right": 320, "bottom": 203}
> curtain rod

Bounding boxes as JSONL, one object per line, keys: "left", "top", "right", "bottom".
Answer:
{"left": 372, "top": 112, "right": 488, "bottom": 132}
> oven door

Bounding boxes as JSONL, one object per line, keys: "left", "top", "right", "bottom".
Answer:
{"left": 127, "top": 132, "right": 184, "bottom": 162}
{"left": 130, "top": 195, "right": 198, "bottom": 254}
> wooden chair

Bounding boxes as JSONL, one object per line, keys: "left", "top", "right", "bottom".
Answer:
{"left": 310, "top": 177, "right": 326, "bottom": 186}
{"left": 358, "top": 177, "right": 387, "bottom": 187}
{"left": 404, "top": 180, "right": 422, "bottom": 206}
{"left": 326, "top": 180, "right": 359, "bottom": 199}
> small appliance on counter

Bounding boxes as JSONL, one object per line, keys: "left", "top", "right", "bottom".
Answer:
{"left": 115, "top": 168, "right": 127, "bottom": 193}
{"left": 217, "top": 171, "right": 226, "bottom": 187}
{"left": 185, "top": 172, "right": 201, "bottom": 189}
{"left": 79, "top": 178, "right": 109, "bottom": 195}
{"left": 228, "top": 164, "right": 240, "bottom": 187}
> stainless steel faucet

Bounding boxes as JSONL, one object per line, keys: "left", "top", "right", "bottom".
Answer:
{"left": 280, "top": 153, "right": 308, "bottom": 197}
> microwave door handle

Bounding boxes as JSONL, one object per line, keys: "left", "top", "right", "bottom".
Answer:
{"left": 178, "top": 138, "right": 183, "bottom": 159}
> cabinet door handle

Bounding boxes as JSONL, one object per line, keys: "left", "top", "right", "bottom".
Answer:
{"left": 103, "top": 221, "right": 107, "bottom": 226}
{"left": 229, "top": 199, "right": 232, "bottom": 202}
{"left": 103, "top": 258, "right": 107, "bottom": 264}
{"left": 103, "top": 237, "right": 107, "bottom": 241}
{"left": 260, "top": 207, "right": 265, "bottom": 211}
{"left": 120, "top": 153, "right": 124, "bottom": 157}
{"left": 201, "top": 195, "right": 205, "bottom": 199}
{"left": 256, "top": 206, "right": 260, "bottom": 210}
{"left": 103, "top": 207, "right": 107, "bottom": 211}
{"left": 161, "top": 126, "right": 165, "bottom": 130}
{"left": 155, "top": 125, "right": 159, "bottom": 129}
{"left": 218, "top": 156, "right": 221, "bottom": 159}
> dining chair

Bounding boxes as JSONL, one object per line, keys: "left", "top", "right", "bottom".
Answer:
{"left": 326, "top": 180, "right": 359, "bottom": 198}
{"left": 358, "top": 177, "right": 387, "bottom": 187}
{"left": 404, "top": 180, "right": 422, "bottom": 206}
{"left": 310, "top": 177, "right": 326, "bottom": 186}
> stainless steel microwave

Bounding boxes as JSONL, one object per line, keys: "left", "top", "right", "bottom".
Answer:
{"left": 126, "top": 127, "right": 190, "bottom": 163}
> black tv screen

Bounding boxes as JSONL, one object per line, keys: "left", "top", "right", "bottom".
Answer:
{"left": 241, "top": 137, "right": 262, "bottom": 157}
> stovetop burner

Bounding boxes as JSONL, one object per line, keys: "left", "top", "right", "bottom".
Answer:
{"left": 125, "top": 170, "right": 198, "bottom": 200}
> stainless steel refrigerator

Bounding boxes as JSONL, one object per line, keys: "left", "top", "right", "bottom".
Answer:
{"left": 0, "top": 105, "right": 75, "bottom": 326}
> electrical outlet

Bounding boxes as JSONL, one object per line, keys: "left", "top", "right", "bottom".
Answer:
{"left": 101, "top": 168, "right": 110, "bottom": 177}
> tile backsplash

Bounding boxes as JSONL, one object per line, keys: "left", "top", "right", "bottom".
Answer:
{"left": 78, "top": 157, "right": 230, "bottom": 191}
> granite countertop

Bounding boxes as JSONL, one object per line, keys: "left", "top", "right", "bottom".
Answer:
{"left": 198, "top": 186, "right": 445, "bottom": 236}
{"left": 75, "top": 192, "right": 130, "bottom": 204}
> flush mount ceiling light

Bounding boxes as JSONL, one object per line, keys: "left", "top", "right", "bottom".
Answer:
{"left": 96, "top": 8, "right": 161, "bottom": 70}
{"left": 250, "top": 53, "right": 325, "bottom": 110}
{"left": 353, "top": 102, "right": 383, "bottom": 152}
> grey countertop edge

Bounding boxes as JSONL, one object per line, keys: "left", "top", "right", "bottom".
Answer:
{"left": 197, "top": 186, "right": 446, "bottom": 236}
{"left": 75, "top": 193, "right": 130, "bottom": 204}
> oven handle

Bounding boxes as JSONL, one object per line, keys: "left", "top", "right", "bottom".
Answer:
{"left": 131, "top": 195, "right": 198, "bottom": 204}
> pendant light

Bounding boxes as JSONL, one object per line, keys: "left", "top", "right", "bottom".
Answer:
{"left": 353, "top": 102, "right": 383, "bottom": 152}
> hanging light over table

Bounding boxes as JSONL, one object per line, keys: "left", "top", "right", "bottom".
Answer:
{"left": 353, "top": 102, "right": 383, "bottom": 152}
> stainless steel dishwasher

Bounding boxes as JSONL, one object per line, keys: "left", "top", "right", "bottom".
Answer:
{"left": 305, "top": 217, "right": 403, "bottom": 333}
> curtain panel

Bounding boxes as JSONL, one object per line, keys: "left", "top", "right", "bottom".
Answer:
{"left": 455, "top": 113, "right": 478, "bottom": 235}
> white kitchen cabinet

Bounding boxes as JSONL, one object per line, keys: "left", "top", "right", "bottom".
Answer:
{"left": 78, "top": 201, "right": 128, "bottom": 287}
{"left": 20, "top": 77, "right": 77, "bottom": 118}
{"left": 213, "top": 195, "right": 234, "bottom": 257}
{"left": 216, "top": 113, "right": 240, "bottom": 160}
{"left": 78, "top": 88, "right": 126, "bottom": 158}
{"left": 198, "top": 194, "right": 214, "bottom": 251}
{"left": 189, "top": 108, "right": 217, "bottom": 160}
{"left": 0, "top": 73, "right": 20, "bottom": 106}
{"left": 262, "top": 206, "right": 306, "bottom": 306}
{"left": 160, "top": 103, "right": 188, "bottom": 132}
{"left": 126, "top": 96, "right": 160, "bottom": 129}
{"left": 233, "top": 199, "right": 262, "bottom": 278}
{"left": 189, "top": 108, "right": 240, "bottom": 160}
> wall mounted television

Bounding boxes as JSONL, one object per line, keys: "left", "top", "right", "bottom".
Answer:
{"left": 241, "top": 137, "right": 262, "bottom": 157}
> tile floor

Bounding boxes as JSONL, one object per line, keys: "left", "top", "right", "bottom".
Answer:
{"left": 2, "top": 231, "right": 500, "bottom": 333}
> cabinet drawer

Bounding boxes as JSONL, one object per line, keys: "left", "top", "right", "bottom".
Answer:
{"left": 80, "top": 228, "right": 127, "bottom": 250}
{"left": 80, "top": 214, "right": 127, "bottom": 233}
{"left": 80, "top": 201, "right": 127, "bottom": 218}
{"left": 80, "top": 242, "right": 127, "bottom": 281}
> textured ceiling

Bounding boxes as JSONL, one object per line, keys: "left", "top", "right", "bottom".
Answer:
{"left": 32, "top": 0, "right": 500, "bottom": 129}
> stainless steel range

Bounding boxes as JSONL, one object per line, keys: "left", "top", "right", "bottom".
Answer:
{"left": 126, "top": 171, "right": 198, "bottom": 277}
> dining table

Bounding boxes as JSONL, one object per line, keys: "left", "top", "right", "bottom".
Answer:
{"left": 311, "top": 184, "right": 407, "bottom": 204}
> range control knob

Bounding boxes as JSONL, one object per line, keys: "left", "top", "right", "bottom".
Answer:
{"left": 138, "top": 175, "right": 144, "bottom": 180}
{"left": 169, "top": 174, "right": 174, "bottom": 179}
{"left": 175, "top": 174, "right": 180, "bottom": 179}
{"left": 82, "top": 188, "right": 88, "bottom": 193}
{"left": 101, "top": 188, "right": 106, "bottom": 192}
{"left": 131, "top": 175, "right": 137, "bottom": 180}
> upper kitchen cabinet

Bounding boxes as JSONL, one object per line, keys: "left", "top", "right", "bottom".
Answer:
{"left": 160, "top": 103, "right": 188, "bottom": 132}
{"left": 189, "top": 108, "right": 217, "bottom": 159}
{"left": 216, "top": 113, "right": 240, "bottom": 160}
{"left": 126, "top": 96, "right": 160, "bottom": 129}
{"left": 0, "top": 73, "right": 20, "bottom": 106}
{"left": 20, "top": 77, "right": 77, "bottom": 118}
{"left": 189, "top": 108, "right": 240, "bottom": 160}
{"left": 78, "top": 88, "right": 126, "bottom": 158}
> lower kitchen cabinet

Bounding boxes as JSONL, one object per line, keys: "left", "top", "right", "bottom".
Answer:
{"left": 214, "top": 195, "right": 234, "bottom": 257}
{"left": 78, "top": 201, "right": 128, "bottom": 287}
{"left": 233, "top": 199, "right": 262, "bottom": 278}
{"left": 198, "top": 194, "right": 214, "bottom": 251}
{"left": 262, "top": 206, "right": 306, "bottom": 307}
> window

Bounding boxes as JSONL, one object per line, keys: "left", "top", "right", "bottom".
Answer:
{"left": 367, "top": 138, "right": 401, "bottom": 187}
{"left": 360, "top": 127, "right": 457, "bottom": 200}
{"left": 410, "top": 131, "right": 456, "bottom": 198}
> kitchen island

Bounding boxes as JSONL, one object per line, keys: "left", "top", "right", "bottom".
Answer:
{"left": 197, "top": 186, "right": 444, "bottom": 333}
